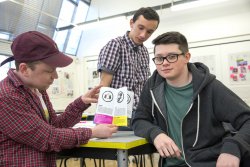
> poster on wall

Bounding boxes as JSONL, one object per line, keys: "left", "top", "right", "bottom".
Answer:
{"left": 228, "top": 52, "right": 250, "bottom": 85}
{"left": 86, "top": 60, "right": 100, "bottom": 89}
{"left": 190, "top": 54, "right": 216, "bottom": 75}
{"left": 47, "top": 70, "right": 74, "bottom": 99}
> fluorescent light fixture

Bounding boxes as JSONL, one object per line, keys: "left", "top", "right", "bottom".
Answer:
{"left": 0, "top": 0, "right": 8, "bottom": 3}
{"left": 75, "top": 16, "right": 126, "bottom": 31}
{"left": 171, "top": 0, "right": 229, "bottom": 11}
{"left": 0, "top": 33, "right": 10, "bottom": 40}
{"left": 37, "top": 24, "right": 48, "bottom": 30}
{"left": 75, "top": 21, "right": 100, "bottom": 31}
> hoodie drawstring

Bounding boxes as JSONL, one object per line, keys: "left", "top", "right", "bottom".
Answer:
{"left": 192, "top": 94, "right": 200, "bottom": 147}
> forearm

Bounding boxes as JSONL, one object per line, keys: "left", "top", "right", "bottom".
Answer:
{"left": 133, "top": 118, "right": 164, "bottom": 143}
{"left": 51, "top": 97, "right": 90, "bottom": 128}
{"left": 22, "top": 123, "right": 92, "bottom": 152}
{"left": 99, "top": 71, "right": 113, "bottom": 87}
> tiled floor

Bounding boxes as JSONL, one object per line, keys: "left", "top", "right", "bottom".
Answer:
{"left": 56, "top": 153, "right": 160, "bottom": 167}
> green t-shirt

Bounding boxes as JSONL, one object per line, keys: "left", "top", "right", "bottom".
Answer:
{"left": 164, "top": 82, "right": 193, "bottom": 167}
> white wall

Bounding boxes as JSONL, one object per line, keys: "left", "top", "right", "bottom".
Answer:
{"left": 85, "top": 0, "right": 172, "bottom": 21}
{"left": 75, "top": 0, "right": 250, "bottom": 107}
{"left": 77, "top": 0, "right": 250, "bottom": 57}
{"left": 155, "top": 0, "right": 250, "bottom": 47}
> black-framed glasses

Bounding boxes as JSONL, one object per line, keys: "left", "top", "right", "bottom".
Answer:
{"left": 152, "top": 53, "right": 184, "bottom": 65}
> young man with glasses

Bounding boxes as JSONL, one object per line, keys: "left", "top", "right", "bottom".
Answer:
{"left": 132, "top": 31, "right": 250, "bottom": 167}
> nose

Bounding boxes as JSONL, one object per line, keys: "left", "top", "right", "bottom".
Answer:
{"left": 162, "top": 57, "right": 170, "bottom": 65}
{"left": 139, "top": 30, "right": 147, "bottom": 40}
{"left": 52, "top": 70, "right": 58, "bottom": 79}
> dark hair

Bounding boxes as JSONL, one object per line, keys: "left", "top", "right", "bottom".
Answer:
{"left": 15, "top": 61, "right": 41, "bottom": 71}
{"left": 132, "top": 7, "right": 160, "bottom": 25}
{"left": 152, "top": 31, "right": 189, "bottom": 54}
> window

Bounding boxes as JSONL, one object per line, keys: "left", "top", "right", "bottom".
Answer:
{"left": 54, "top": 30, "right": 69, "bottom": 51}
{"left": 54, "top": 0, "right": 90, "bottom": 55}
{"left": 53, "top": 0, "right": 75, "bottom": 51}
{"left": 65, "top": 1, "right": 88, "bottom": 55}
{"left": 0, "top": 31, "right": 11, "bottom": 40}
{"left": 0, "top": 55, "right": 12, "bottom": 81}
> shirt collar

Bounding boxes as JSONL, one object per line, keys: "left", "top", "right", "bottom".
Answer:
{"left": 124, "top": 31, "right": 143, "bottom": 51}
{"left": 7, "top": 69, "right": 24, "bottom": 88}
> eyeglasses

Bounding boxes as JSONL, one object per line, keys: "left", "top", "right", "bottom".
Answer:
{"left": 152, "top": 53, "right": 184, "bottom": 65}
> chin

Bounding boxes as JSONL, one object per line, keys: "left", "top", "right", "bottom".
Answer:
{"left": 159, "top": 72, "right": 169, "bottom": 78}
{"left": 164, "top": 75, "right": 174, "bottom": 80}
{"left": 136, "top": 41, "right": 143, "bottom": 45}
{"left": 134, "top": 38, "right": 143, "bottom": 45}
{"left": 41, "top": 86, "right": 50, "bottom": 91}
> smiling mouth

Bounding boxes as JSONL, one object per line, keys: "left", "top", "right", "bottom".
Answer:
{"left": 162, "top": 69, "right": 172, "bottom": 73}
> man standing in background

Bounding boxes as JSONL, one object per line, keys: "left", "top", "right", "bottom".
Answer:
{"left": 97, "top": 7, "right": 160, "bottom": 128}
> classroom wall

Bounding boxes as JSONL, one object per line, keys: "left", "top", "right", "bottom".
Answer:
{"left": 77, "top": 0, "right": 250, "bottom": 56}
{"left": 74, "top": 0, "right": 250, "bottom": 109}
{"left": 85, "top": 0, "right": 171, "bottom": 21}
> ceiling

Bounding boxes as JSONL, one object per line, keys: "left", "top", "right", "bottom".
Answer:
{"left": 1, "top": 0, "right": 242, "bottom": 40}
{"left": 0, "top": 0, "right": 177, "bottom": 39}
{"left": 0, "top": 0, "right": 66, "bottom": 39}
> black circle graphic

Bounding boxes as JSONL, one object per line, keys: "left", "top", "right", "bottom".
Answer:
{"left": 117, "top": 91, "right": 124, "bottom": 103}
{"left": 102, "top": 91, "right": 113, "bottom": 102}
{"left": 127, "top": 94, "right": 131, "bottom": 104}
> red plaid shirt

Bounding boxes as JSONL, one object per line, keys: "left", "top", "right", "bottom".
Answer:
{"left": 0, "top": 69, "right": 92, "bottom": 167}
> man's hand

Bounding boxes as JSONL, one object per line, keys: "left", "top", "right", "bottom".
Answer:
{"left": 216, "top": 153, "right": 240, "bottom": 167}
{"left": 81, "top": 85, "right": 102, "bottom": 104}
{"left": 91, "top": 124, "right": 118, "bottom": 138}
{"left": 154, "top": 133, "right": 182, "bottom": 158}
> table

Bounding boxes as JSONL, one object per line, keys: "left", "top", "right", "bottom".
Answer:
{"left": 58, "top": 131, "right": 156, "bottom": 167}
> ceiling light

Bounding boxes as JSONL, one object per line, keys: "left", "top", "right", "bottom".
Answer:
{"left": 171, "top": 0, "right": 229, "bottom": 11}
{"left": 75, "top": 16, "right": 126, "bottom": 31}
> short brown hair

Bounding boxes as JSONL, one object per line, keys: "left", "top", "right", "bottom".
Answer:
{"left": 15, "top": 61, "right": 41, "bottom": 71}
{"left": 132, "top": 7, "right": 160, "bottom": 26}
{"left": 152, "top": 31, "right": 189, "bottom": 54}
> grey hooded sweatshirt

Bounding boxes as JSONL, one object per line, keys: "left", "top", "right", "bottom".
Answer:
{"left": 132, "top": 62, "right": 250, "bottom": 166}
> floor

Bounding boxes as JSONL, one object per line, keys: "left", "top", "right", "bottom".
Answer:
{"left": 56, "top": 153, "right": 160, "bottom": 167}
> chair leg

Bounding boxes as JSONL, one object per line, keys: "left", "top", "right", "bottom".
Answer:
{"left": 139, "top": 155, "right": 143, "bottom": 167}
{"left": 59, "top": 159, "right": 63, "bottom": 167}
{"left": 94, "top": 159, "right": 97, "bottom": 167}
{"left": 143, "top": 155, "right": 146, "bottom": 167}
{"left": 80, "top": 158, "right": 86, "bottom": 167}
{"left": 102, "top": 159, "right": 105, "bottom": 167}
{"left": 132, "top": 155, "right": 139, "bottom": 167}
{"left": 149, "top": 154, "right": 154, "bottom": 167}
{"left": 64, "top": 158, "right": 70, "bottom": 167}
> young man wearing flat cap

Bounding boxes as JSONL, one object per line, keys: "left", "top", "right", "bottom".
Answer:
{"left": 0, "top": 31, "right": 118, "bottom": 167}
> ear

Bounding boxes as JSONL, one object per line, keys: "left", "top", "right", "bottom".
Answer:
{"left": 129, "top": 19, "right": 134, "bottom": 29}
{"left": 185, "top": 52, "right": 191, "bottom": 63}
{"left": 18, "top": 63, "right": 30, "bottom": 77}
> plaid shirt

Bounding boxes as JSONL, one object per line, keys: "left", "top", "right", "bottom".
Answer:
{"left": 97, "top": 31, "right": 150, "bottom": 110}
{"left": 0, "top": 69, "right": 92, "bottom": 167}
